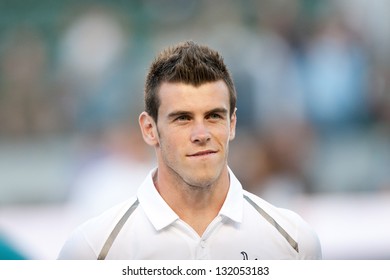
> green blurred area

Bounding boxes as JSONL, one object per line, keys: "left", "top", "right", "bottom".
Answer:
{"left": 0, "top": 0, "right": 389, "bottom": 201}
{"left": 0, "top": 0, "right": 389, "bottom": 260}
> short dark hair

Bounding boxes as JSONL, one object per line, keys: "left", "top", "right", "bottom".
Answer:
{"left": 144, "top": 41, "right": 237, "bottom": 122}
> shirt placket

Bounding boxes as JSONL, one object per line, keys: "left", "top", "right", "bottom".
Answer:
{"left": 195, "top": 238, "right": 209, "bottom": 259}
{"left": 194, "top": 215, "right": 223, "bottom": 260}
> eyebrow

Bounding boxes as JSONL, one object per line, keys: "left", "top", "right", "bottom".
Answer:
{"left": 167, "top": 110, "right": 193, "bottom": 120}
{"left": 167, "top": 107, "right": 228, "bottom": 120}
{"left": 205, "top": 107, "right": 228, "bottom": 116}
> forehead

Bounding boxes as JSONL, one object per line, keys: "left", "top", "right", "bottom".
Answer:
{"left": 157, "top": 81, "right": 230, "bottom": 113}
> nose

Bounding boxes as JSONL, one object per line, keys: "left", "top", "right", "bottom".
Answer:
{"left": 190, "top": 121, "right": 211, "bottom": 144}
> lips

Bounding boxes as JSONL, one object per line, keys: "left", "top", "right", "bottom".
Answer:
{"left": 188, "top": 150, "right": 217, "bottom": 157}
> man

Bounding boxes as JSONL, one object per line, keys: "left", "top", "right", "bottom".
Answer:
{"left": 58, "top": 41, "right": 321, "bottom": 260}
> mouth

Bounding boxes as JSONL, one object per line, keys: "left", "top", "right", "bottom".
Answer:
{"left": 188, "top": 150, "right": 217, "bottom": 157}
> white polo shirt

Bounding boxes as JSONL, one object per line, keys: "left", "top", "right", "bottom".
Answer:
{"left": 58, "top": 169, "right": 321, "bottom": 260}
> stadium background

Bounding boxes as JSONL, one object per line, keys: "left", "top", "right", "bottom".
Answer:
{"left": 0, "top": 0, "right": 389, "bottom": 259}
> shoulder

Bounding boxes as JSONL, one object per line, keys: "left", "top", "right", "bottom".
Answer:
{"left": 58, "top": 197, "right": 139, "bottom": 259}
{"left": 243, "top": 190, "right": 322, "bottom": 259}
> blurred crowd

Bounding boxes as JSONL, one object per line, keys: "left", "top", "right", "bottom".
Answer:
{"left": 0, "top": 0, "right": 390, "bottom": 259}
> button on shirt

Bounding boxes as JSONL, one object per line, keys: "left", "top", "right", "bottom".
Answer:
{"left": 58, "top": 169, "right": 322, "bottom": 260}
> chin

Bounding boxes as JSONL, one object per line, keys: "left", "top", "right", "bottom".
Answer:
{"left": 184, "top": 172, "right": 220, "bottom": 189}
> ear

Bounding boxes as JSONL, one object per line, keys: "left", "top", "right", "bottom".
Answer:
{"left": 229, "top": 108, "right": 237, "bottom": 141}
{"left": 139, "top": 112, "right": 159, "bottom": 146}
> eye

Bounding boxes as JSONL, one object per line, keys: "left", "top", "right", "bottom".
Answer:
{"left": 175, "top": 115, "right": 191, "bottom": 122}
{"left": 208, "top": 113, "right": 222, "bottom": 120}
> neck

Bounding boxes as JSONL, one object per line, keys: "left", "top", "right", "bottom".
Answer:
{"left": 153, "top": 167, "right": 230, "bottom": 236}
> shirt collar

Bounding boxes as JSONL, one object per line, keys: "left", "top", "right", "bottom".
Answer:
{"left": 137, "top": 168, "right": 179, "bottom": 231}
{"left": 219, "top": 168, "right": 244, "bottom": 223}
{"left": 137, "top": 167, "right": 244, "bottom": 231}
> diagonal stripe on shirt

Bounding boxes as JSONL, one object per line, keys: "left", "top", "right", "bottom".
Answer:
{"left": 98, "top": 199, "right": 139, "bottom": 260}
{"left": 244, "top": 194, "right": 299, "bottom": 253}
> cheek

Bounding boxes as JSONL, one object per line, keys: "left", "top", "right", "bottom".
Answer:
{"left": 219, "top": 125, "right": 234, "bottom": 142}
{"left": 158, "top": 130, "right": 183, "bottom": 154}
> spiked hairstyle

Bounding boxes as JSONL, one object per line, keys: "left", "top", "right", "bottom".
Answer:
{"left": 144, "top": 41, "right": 237, "bottom": 122}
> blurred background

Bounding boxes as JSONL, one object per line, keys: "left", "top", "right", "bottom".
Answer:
{"left": 0, "top": 0, "right": 389, "bottom": 260}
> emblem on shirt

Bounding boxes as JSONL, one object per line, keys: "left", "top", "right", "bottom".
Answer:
{"left": 241, "top": 251, "right": 258, "bottom": 260}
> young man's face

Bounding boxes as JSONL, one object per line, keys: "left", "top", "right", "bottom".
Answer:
{"left": 154, "top": 80, "right": 236, "bottom": 189}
